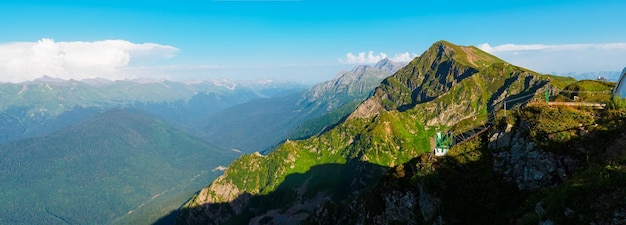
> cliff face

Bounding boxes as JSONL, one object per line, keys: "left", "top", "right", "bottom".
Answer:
{"left": 489, "top": 122, "right": 578, "bottom": 191}
{"left": 175, "top": 41, "right": 585, "bottom": 225}
{"left": 346, "top": 104, "right": 625, "bottom": 225}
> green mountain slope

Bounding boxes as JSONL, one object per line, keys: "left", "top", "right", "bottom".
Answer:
{"left": 0, "top": 108, "right": 240, "bottom": 225}
{"left": 200, "top": 59, "right": 403, "bottom": 152}
{"left": 336, "top": 101, "right": 625, "bottom": 224}
{"left": 372, "top": 40, "right": 504, "bottom": 111}
{"left": 176, "top": 41, "right": 567, "bottom": 224}
{"left": 355, "top": 41, "right": 556, "bottom": 129}
{"left": 552, "top": 79, "right": 615, "bottom": 102}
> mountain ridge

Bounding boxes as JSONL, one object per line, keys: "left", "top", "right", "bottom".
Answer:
{"left": 175, "top": 40, "right": 564, "bottom": 224}
{"left": 199, "top": 59, "right": 405, "bottom": 152}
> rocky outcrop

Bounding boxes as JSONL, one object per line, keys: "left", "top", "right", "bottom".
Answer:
{"left": 365, "top": 182, "right": 442, "bottom": 225}
{"left": 354, "top": 157, "right": 444, "bottom": 225}
{"left": 349, "top": 98, "right": 383, "bottom": 119}
{"left": 489, "top": 122, "right": 578, "bottom": 190}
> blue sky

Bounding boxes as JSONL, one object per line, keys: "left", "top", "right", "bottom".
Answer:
{"left": 1, "top": 0, "right": 625, "bottom": 83}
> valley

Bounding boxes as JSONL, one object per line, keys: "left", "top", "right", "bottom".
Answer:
{"left": 0, "top": 60, "right": 400, "bottom": 224}
{"left": 0, "top": 109, "right": 240, "bottom": 224}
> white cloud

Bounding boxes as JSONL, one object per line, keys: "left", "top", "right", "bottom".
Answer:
{"left": 340, "top": 51, "right": 417, "bottom": 64}
{"left": 389, "top": 52, "right": 418, "bottom": 63}
{"left": 0, "top": 38, "right": 178, "bottom": 83}
{"left": 478, "top": 42, "right": 626, "bottom": 73}
{"left": 340, "top": 51, "right": 387, "bottom": 64}
{"left": 478, "top": 43, "right": 548, "bottom": 53}
{"left": 479, "top": 43, "right": 626, "bottom": 53}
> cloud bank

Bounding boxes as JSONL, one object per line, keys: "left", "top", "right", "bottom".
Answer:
{"left": 0, "top": 39, "right": 178, "bottom": 83}
{"left": 478, "top": 42, "right": 626, "bottom": 73}
{"left": 340, "top": 51, "right": 417, "bottom": 64}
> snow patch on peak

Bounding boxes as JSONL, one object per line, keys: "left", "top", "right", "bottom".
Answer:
{"left": 212, "top": 78, "right": 237, "bottom": 90}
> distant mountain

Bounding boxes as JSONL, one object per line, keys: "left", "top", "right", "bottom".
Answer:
{"left": 31, "top": 75, "right": 68, "bottom": 84}
{"left": 373, "top": 57, "right": 406, "bottom": 73}
{"left": 557, "top": 71, "right": 621, "bottom": 81}
{"left": 0, "top": 75, "right": 309, "bottom": 225}
{"left": 300, "top": 58, "right": 404, "bottom": 109}
{"left": 199, "top": 59, "right": 405, "bottom": 152}
{"left": 176, "top": 41, "right": 572, "bottom": 224}
{"left": 0, "top": 108, "right": 240, "bottom": 225}
{"left": 286, "top": 58, "right": 406, "bottom": 141}
{"left": 236, "top": 79, "right": 310, "bottom": 98}
{"left": 0, "top": 78, "right": 306, "bottom": 143}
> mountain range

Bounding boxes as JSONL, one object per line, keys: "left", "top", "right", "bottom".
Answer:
{"left": 0, "top": 77, "right": 308, "bottom": 143}
{"left": 0, "top": 60, "right": 402, "bottom": 225}
{"left": 558, "top": 71, "right": 621, "bottom": 81}
{"left": 199, "top": 58, "right": 406, "bottom": 152}
{"left": 175, "top": 41, "right": 626, "bottom": 225}
{"left": 1, "top": 40, "right": 624, "bottom": 225}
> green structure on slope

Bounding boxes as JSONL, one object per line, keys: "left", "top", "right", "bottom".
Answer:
{"left": 434, "top": 131, "right": 452, "bottom": 156}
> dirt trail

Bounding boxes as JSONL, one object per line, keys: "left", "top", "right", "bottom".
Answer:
{"left": 461, "top": 47, "right": 478, "bottom": 67}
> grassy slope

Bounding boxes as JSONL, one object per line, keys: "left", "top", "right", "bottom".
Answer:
{"left": 208, "top": 110, "right": 435, "bottom": 198}
{"left": 409, "top": 79, "right": 617, "bottom": 224}
{"left": 178, "top": 40, "right": 594, "bottom": 224}
{"left": 553, "top": 79, "right": 615, "bottom": 102}
{"left": 364, "top": 100, "right": 626, "bottom": 224}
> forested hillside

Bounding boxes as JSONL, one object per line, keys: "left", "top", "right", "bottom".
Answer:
{"left": 0, "top": 109, "right": 240, "bottom": 224}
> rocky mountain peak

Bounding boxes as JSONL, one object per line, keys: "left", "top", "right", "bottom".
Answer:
{"left": 349, "top": 59, "right": 406, "bottom": 76}
{"left": 350, "top": 64, "right": 371, "bottom": 75}
{"left": 351, "top": 40, "right": 549, "bottom": 128}
{"left": 352, "top": 41, "right": 489, "bottom": 115}
{"left": 426, "top": 40, "right": 504, "bottom": 68}
{"left": 305, "top": 60, "right": 397, "bottom": 102}
{"left": 373, "top": 58, "right": 406, "bottom": 73}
